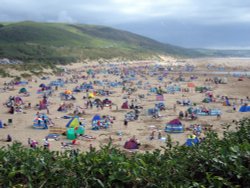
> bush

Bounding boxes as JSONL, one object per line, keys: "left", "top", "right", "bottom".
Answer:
{"left": 0, "top": 118, "right": 249, "bottom": 187}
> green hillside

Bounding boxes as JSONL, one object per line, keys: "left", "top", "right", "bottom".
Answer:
{"left": 0, "top": 21, "right": 199, "bottom": 63}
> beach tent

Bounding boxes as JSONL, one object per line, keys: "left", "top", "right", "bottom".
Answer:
{"left": 165, "top": 119, "right": 184, "bottom": 133}
{"left": 64, "top": 90, "right": 72, "bottom": 95}
{"left": 19, "top": 88, "right": 28, "bottom": 93}
{"left": 93, "top": 98, "right": 102, "bottom": 106}
{"left": 121, "top": 101, "right": 129, "bottom": 109}
{"left": 92, "top": 114, "right": 101, "bottom": 125}
{"left": 88, "top": 92, "right": 95, "bottom": 99}
{"left": 39, "top": 83, "right": 46, "bottom": 88}
{"left": 33, "top": 114, "right": 49, "bottom": 129}
{"left": 67, "top": 128, "right": 76, "bottom": 140}
{"left": 124, "top": 139, "right": 139, "bottom": 149}
{"left": 66, "top": 116, "right": 80, "bottom": 128}
{"left": 202, "top": 98, "right": 211, "bottom": 103}
{"left": 239, "top": 105, "right": 250, "bottom": 112}
{"left": 185, "top": 135, "right": 199, "bottom": 146}
{"left": 102, "top": 98, "right": 112, "bottom": 106}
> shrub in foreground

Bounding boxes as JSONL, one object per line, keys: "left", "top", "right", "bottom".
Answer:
{"left": 0, "top": 119, "right": 249, "bottom": 187}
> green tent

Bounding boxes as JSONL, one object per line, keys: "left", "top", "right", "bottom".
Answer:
{"left": 19, "top": 88, "right": 28, "bottom": 93}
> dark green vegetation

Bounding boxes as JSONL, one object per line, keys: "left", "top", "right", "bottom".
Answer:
{"left": 0, "top": 119, "right": 249, "bottom": 187}
{"left": 0, "top": 21, "right": 202, "bottom": 64}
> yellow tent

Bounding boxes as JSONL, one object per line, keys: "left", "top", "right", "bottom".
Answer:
{"left": 66, "top": 117, "right": 80, "bottom": 128}
{"left": 88, "top": 92, "right": 95, "bottom": 98}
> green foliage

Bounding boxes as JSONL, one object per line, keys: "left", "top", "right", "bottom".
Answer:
{"left": 20, "top": 73, "right": 32, "bottom": 78}
{"left": 0, "top": 118, "right": 249, "bottom": 187}
{"left": 0, "top": 68, "right": 10, "bottom": 77}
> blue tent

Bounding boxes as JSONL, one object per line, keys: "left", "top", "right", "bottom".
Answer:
{"left": 33, "top": 114, "right": 49, "bottom": 129}
{"left": 0, "top": 121, "right": 3, "bottom": 128}
{"left": 92, "top": 114, "right": 101, "bottom": 124}
{"left": 185, "top": 136, "right": 199, "bottom": 146}
{"left": 239, "top": 105, "right": 250, "bottom": 112}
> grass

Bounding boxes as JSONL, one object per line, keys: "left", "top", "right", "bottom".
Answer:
{"left": 0, "top": 21, "right": 202, "bottom": 65}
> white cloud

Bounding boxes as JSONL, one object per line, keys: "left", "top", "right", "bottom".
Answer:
{"left": 0, "top": 0, "right": 250, "bottom": 24}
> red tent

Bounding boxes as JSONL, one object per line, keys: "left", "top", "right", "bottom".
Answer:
{"left": 121, "top": 101, "right": 129, "bottom": 109}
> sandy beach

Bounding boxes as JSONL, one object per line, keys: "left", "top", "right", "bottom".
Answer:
{"left": 0, "top": 57, "right": 249, "bottom": 152}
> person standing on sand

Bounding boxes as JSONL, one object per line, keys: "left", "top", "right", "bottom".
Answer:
{"left": 173, "top": 104, "right": 176, "bottom": 113}
{"left": 46, "top": 106, "right": 50, "bottom": 115}
{"left": 124, "top": 119, "right": 128, "bottom": 127}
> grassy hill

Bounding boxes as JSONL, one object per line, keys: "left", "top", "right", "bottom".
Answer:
{"left": 0, "top": 21, "right": 200, "bottom": 63}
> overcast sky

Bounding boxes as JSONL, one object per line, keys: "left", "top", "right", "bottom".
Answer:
{"left": 1, "top": 0, "right": 250, "bottom": 49}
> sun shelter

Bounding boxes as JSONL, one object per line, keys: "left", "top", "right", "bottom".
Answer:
{"left": 239, "top": 105, "right": 250, "bottom": 112}
{"left": 67, "top": 128, "right": 77, "bottom": 140}
{"left": 33, "top": 114, "right": 50, "bottom": 129}
{"left": 92, "top": 114, "right": 102, "bottom": 130}
{"left": 165, "top": 119, "right": 184, "bottom": 133}
{"left": 93, "top": 98, "right": 102, "bottom": 106}
{"left": 121, "top": 101, "right": 129, "bottom": 109}
{"left": 202, "top": 98, "right": 211, "bottom": 103}
{"left": 102, "top": 98, "right": 112, "bottom": 107}
{"left": 88, "top": 92, "right": 95, "bottom": 99}
{"left": 185, "top": 135, "right": 199, "bottom": 146}
{"left": 66, "top": 116, "right": 80, "bottom": 128}
{"left": 39, "top": 83, "right": 46, "bottom": 88}
{"left": 19, "top": 87, "right": 28, "bottom": 94}
{"left": 124, "top": 139, "right": 139, "bottom": 149}
{"left": 64, "top": 90, "right": 72, "bottom": 95}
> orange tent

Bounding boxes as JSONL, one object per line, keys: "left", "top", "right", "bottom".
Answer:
{"left": 64, "top": 90, "right": 72, "bottom": 95}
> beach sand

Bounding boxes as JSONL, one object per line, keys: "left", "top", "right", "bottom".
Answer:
{"left": 0, "top": 57, "right": 249, "bottom": 152}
